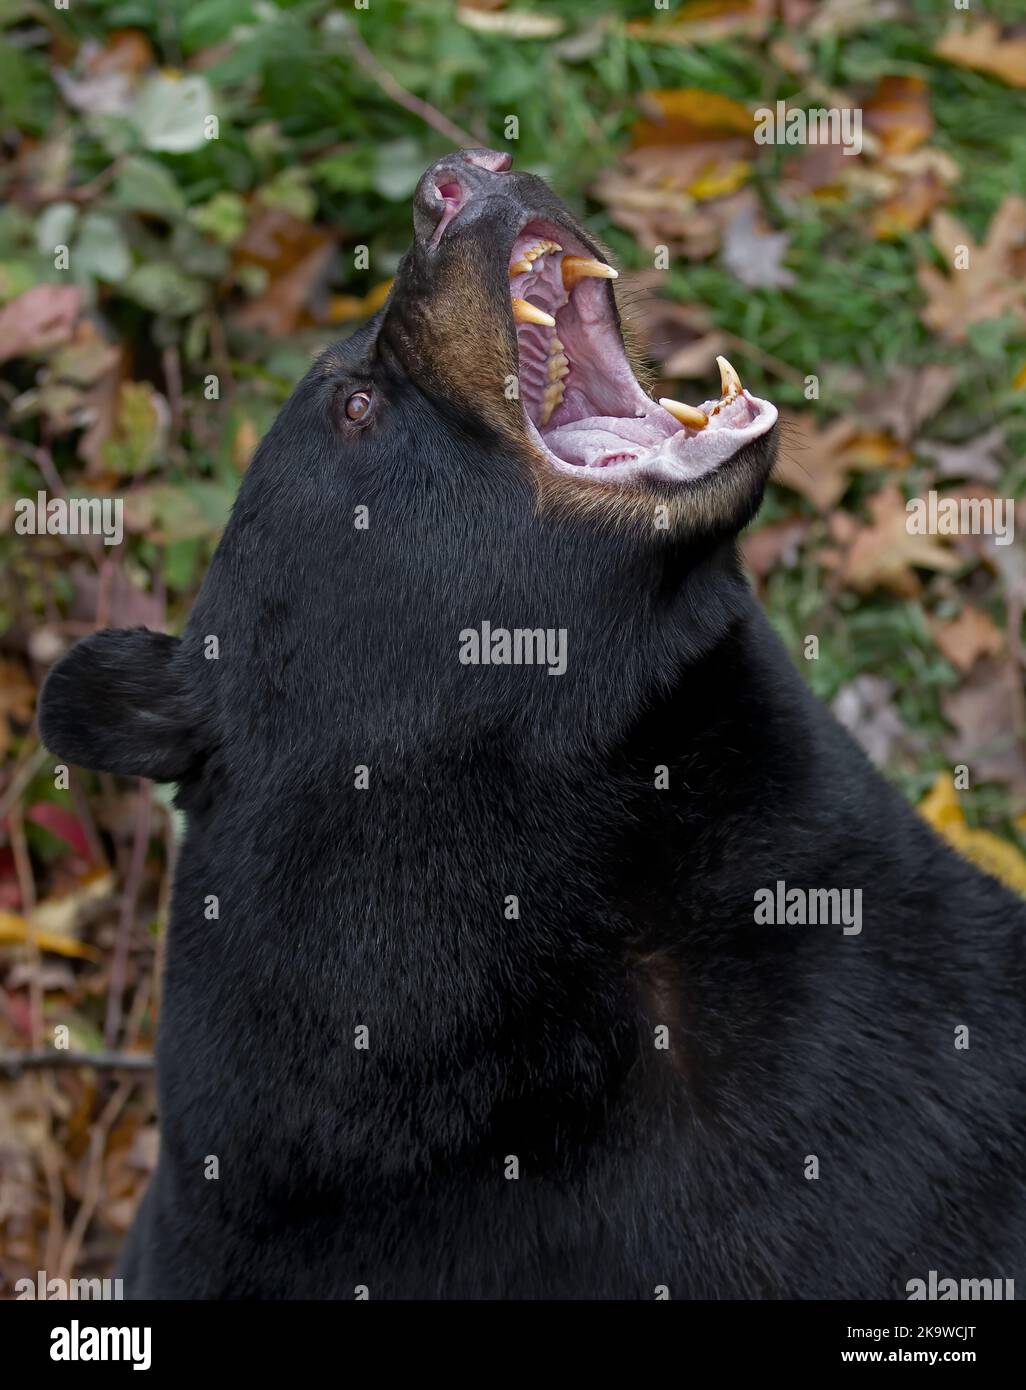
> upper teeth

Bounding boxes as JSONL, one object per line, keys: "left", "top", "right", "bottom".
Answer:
{"left": 509, "top": 239, "right": 563, "bottom": 276}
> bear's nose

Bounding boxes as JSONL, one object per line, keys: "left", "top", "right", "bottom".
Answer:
{"left": 413, "top": 148, "right": 514, "bottom": 247}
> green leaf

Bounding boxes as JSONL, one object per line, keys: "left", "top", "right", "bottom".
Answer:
{"left": 190, "top": 191, "right": 248, "bottom": 245}
{"left": 372, "top": 138, "right": 429, "bottom": 202}
{"left": 35, "top": 202, "right": 78, "bottom": 257}
{"left": 113, "top": 155, "right": 187, "bottom": 217}
{"left": 257, "top": 168, "right": 317, "bottom": 221}
{"left": 74, "top": 213, "right": 132, "bottom": 283}
{"left": 124, "top": 262, "right": 208, "bottom": 316}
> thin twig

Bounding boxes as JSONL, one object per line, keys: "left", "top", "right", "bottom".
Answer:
{"left": 343, "top": 22, "right": 482, "bottom": 149}
{"left": 0, "top": 738, "right": 47, "bottom": 821}
{"left": 9, "top": 803, "right": 42, "bottom": 1051}
{"left": 0, "top": 1051, "right": 154, "bottom": 1078}
{"left": 33, "top": 1075, "right": 67, "bottom": 1277}
{"left": 57, "top": 1077, "right": 135, "bottom": 1285}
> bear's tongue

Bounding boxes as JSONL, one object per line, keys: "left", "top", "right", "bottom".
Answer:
{"left": 507, "top": 229, "right": 777, "bottom": 480}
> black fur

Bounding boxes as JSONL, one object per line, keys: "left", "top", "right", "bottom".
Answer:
{"left": 38, "top": 154, "right": 1026, "bottom": 1300}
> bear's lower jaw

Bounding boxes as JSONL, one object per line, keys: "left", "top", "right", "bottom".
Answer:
{"left": 508, "top": 223, "right": 777, "bottom": 486}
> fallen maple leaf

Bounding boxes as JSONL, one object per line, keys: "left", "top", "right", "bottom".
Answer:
{"left": 774, "top": 414, "right": 908, "bottom": 511}
{"left": 917, "top": 196, "right": 1026, "bottom": 342}
{"left": 942, "top": 657, "right": 1026, "bottom": 795}
{"left": 855, "top": 364, "right": 956, "bottom": 443}
{"left": 935, "top": 19, "right": 1026, "bottom": 89}
{"left": 720, "top": 205, "right": 795, "bottom": 288}
{"left": 930, "top": 606, "right": 1004, "bottom": 673}
{"left": 917, "top": 426, "right": 1005, "bottom": 483}
{"left": 919, "top": 774, "right": 1026, "bottom": 895}
{"left": 819, "top": 484, "right": 961, "bottom": 597}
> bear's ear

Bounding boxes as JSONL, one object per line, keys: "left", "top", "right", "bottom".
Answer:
{"left": 38, "top": 628, "right": 206, "bottom": 782}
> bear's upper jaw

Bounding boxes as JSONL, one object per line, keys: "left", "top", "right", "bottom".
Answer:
{"left": 507, "top": 223, "right": 777, "bottom": 485}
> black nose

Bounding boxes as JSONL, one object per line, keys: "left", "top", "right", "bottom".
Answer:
{"left": 413, "top": 148, "right": 514, "bottom": 246}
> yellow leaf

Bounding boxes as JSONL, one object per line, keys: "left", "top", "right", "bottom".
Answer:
{"left": 327, "top": 279, "right": 393, "bottom": 324}
{"left": 633, "top": 89, "right": 754, "bottom": 147}
{"left": 0, "top": 911, "right": 101, "bottom": 961}
{"left": 1013, "top": 361, "right": 1026, "bottom": 390}
{"left": 918, "top": 774, "right": 1026, "bottom": 895}
{"left": 687, "top": 159, "right": 751, "bottom": 200}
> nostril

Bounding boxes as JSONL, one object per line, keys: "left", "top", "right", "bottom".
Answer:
{"left": 461, "top": 148, "right": 512, "bottom": 174}
{"left": 435, "top": 181, "right": 463, "bottom": 204}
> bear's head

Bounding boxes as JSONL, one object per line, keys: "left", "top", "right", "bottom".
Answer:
{"left": 39, "top": 150, "right": 778, "bottom": 789}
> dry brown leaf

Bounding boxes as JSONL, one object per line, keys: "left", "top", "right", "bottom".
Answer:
{"left": 832, "top": 675, "right": 915, "bottom": 768}
{"left": 233, "top": 205, "right": 334, "bottom": 337}
{"left": 0, "top": 658, "right": 35, "bottom": 760}
{"left": 931, "top": 606, "right": 1004, "bottom": 673}
{"left": 855, "top": 364, "right": 956, "bottom": 443}
{"left": 935, "top": 19, "right": 1026, "bottom": 89}
{"left": 626, "top": 1, "right": 774, "bottom": 48}
{"left": 917, "top": 196, "right": 1026, "bottom": 342}
{"left": 918, "top": 426, "right": 1005, "bottom": 483}
{"left": 632, "top": 89, "right": 754, "bottom": 147}
{"left": 592, "top": 152, "right": 747, "bottom": 259}
{"left": 741, "top": 517, "right": 812, "bottom": 582}
{"left": 863, "top": 75, "right": 933, "bottom": 156}
{"left": 872, "top": 168, "right": 947, "bottom": 239}
{"left": 0, "top": 285, "right": 83, "bottom": 365}
{"left": 942, "top": 657, "right": 1026, "bottom": 795}
{"left": 774, "top": 413, "right": 909, "bottom": 511}
{"left": 819, "top": 485, "right": 961, "bottom": 596}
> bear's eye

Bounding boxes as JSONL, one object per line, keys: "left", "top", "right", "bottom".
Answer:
{"left": 344, "top": 390, "right": 374, "bottom": 423}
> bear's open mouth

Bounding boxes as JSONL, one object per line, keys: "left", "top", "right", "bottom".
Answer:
{"left": 508, "top": 222, "right": 777, "bottom": 484}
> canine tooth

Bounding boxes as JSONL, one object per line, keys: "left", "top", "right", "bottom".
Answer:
{"left": 716, "top": 355, "right": 742, "bottom": 400}
{"left": 512, "top": 298, "right": 556, "bottom": 327}
{"left": 509, "top": 259, "right": 531, "bottom": 277}
{"left": 562, "top": 256, "right": 618, "bottom": 291}
{"left": 659, "top": 397, "right": 708, "bottom": 430}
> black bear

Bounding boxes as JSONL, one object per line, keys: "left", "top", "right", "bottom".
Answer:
{"left": 39, "top": 149, "right": 1026, "bottom": 1299}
